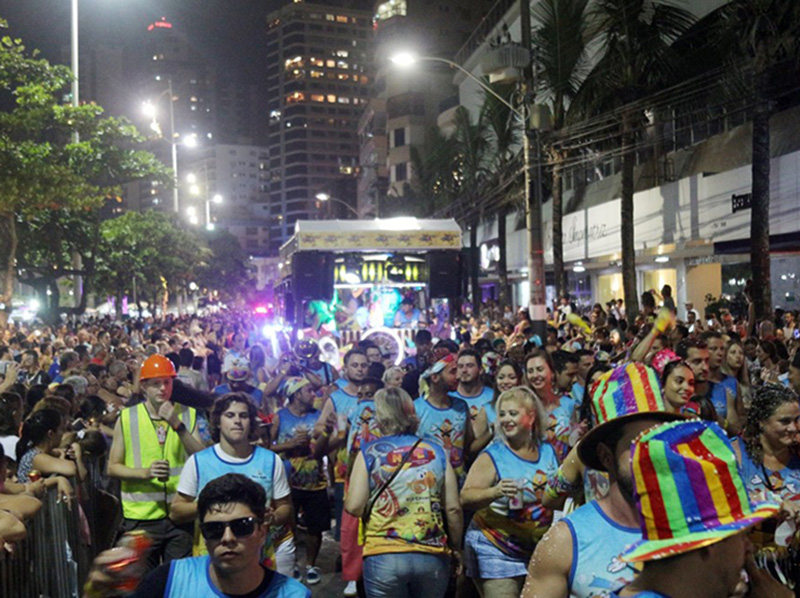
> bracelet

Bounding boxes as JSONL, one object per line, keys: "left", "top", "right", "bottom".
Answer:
{"left": 546, "top": 468, "right": 581, "bottom": 498}
{"left": 172, "top": 422, "right": 187, "bottom": 434}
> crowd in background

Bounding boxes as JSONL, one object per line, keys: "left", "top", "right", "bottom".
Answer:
{"left": 1, "top": 283, "right": 800, "bottom": 597}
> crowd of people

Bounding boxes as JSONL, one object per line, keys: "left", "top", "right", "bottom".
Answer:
{"left": 0, "top": 285, "right": 799, "bottom": 598}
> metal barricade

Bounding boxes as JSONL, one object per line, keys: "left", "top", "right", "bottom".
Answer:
{"left": 0, "top": 482, "right": 91, "bottom": 598}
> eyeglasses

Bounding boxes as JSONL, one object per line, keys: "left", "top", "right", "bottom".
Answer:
{"left": 199, "top": 516, "right": 260, "bottom": 541}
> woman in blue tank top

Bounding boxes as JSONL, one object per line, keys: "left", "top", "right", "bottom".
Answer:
{"left": 461, "top": 387, "right": 559, "bottom": 598}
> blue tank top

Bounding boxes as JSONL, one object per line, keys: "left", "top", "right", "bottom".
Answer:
{"left": 563, "top": 501, "right": 641, "bottom": 598}
{"left": 472, "top": 441, "right": 559, "bottom": 559}
{"left": 709, "top": 375, "right": 738, "bottom": 419}
{"left": 414, "top": 396, "right": 470, "bottom": 486}
{"left": 165, "top": 555, "right": 311, "bottom": 597}
{"left": 449, "top": 387, "right": 494, "bottom": 422}
{"left": 276, "top": 407, "right": 325, "bottom": 491}
{"left": 195, "top": 445, "right": 278, "bottom": 500}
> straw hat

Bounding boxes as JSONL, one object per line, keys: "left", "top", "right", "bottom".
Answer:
{"left": 622, "top": 419, "right": 779, "bottom": 562}
{"left": 578, "top": 362, "right": 682, "bottom": 471}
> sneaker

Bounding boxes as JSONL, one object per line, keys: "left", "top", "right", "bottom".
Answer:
{"left": 306, "top": 566, "right": 321, "bottom": 585}
{"left": 343, "top": 580, "right": 358, "bottom": 596}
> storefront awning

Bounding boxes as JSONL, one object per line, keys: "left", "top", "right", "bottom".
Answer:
{"left": 714, "top": 231, "right": 800, "bottom": 255}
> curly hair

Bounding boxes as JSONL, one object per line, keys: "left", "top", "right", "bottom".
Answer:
{"left": 744, "top": 384, "right": 799, "bottom": 465}
{"left": 209, "top": 393, "right": 259, "bottom": 444}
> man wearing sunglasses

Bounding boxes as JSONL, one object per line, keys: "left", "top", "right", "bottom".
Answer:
{"left": 84, "top": 473, "right": 310, "bottom": 598}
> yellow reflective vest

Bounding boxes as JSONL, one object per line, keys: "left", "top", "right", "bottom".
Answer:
{"left": 119, "top": 401, "right": 196, "bottom": 520}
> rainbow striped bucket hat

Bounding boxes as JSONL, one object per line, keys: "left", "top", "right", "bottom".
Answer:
{"left": 578, "top": 362, "right": 682, "bottom": 470}
{"left": 622, "top": 419, "right": 778, "bottom": 562}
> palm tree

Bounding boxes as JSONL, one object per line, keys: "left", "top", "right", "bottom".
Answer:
{"left": 573, "top": 0, "right": 693, "bottom": 324}
{"left": 709, "top": 1, "right": 800, "bottom": 320}
{"left": 533, "top": 0, "right": 592, "bottom": 302}
{"left": 483, "top": 82, "right": 520, "bottom": 307}
{"left": 450, "top": 106, "right": 491, "bottom": 311}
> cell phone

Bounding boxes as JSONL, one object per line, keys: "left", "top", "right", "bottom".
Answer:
{"left": 72, "top": 418, "right": 87, "bottom": 432}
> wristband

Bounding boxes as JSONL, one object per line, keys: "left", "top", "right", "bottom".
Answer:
{"left": 546, "top": 468, "right": 581, "bottom": 498}
{"left": 172, "top": 422, "right": 187, "bottom": 434}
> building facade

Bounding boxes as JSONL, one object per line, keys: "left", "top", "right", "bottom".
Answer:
{"left": 264, "top": 2, "right": 373, "bottom": 253}
{"left": 357, "top": 0, "right": 493, "bottom": 215}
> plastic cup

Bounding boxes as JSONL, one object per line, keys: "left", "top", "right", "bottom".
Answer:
{"left": 508, "top": 479, "right": 525, "bottom": 510}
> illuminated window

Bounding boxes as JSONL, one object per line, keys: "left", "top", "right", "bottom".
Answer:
{"left": 338, "top": 73, "right": 349, "bottom": 80}
{"left": 337, "top": 61, "right": 349, "bottom": 69}
{"left": 286, "top": 92, "right": 305, "bottom": 104}
{"left": 310, "top": 70, "right": 324, "bottom": 78}
{"left": 311, "top": 94, "right": 325, "bottom": 102}
{"left": 326, "top": 59, "right": 336, "bottom": 68}
{"left": 337, "top": 96, "right": 350, "bottom": 104}
{"left": 327, "top": 94, "right": 337, "bottom": 103}
{"left": 310, "top": 57, "right": 324, "bottom": 67}
{"left": 336, "top": 50, "right": 349, "bottom": 58}
{"left": 326, "top": 14, "right": 335, "bottom": 21}
{"left": 285, "top": 56, "right": 304, "bottom": 69}
{"left": 375, "top": 0, "right": 407, "bottom": 20}
{"left": 336, "top": 15, "right": 348, "bottom": 23}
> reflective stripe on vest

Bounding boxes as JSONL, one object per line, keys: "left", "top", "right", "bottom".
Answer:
{"left": 120, "top": 402, "right": 196, "bottom": 520}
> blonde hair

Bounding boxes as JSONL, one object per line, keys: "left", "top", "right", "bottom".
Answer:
{"left": 382, "top": 366, "right": 404, "bottom": 386}
{"left": 495, "top": 386, "right": 547, "bottom": 445}
{"left": 374, "top": 387, "right": 419, "bottom": 436}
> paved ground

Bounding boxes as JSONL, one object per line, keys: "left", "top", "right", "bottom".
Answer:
{"left": 294, "top": 529, "right": 351, "bottom": 598}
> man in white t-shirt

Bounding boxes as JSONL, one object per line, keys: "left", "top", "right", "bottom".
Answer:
{"left": 170, "top": 393, "right": 295, "bottom": 576}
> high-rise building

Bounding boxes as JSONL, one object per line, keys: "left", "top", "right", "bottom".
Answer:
{"left": 264, "top": 2, "right": 373, "bottom": 253}
{"left": 184, "top": 144, "right": 272, "bottom": 256}
{"left": 357, "top": 0, "right": 493, "bottom": 215}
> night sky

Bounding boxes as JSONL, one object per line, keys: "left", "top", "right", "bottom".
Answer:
{"left": 0, "top": 0, "right": 289, "bottom": 78}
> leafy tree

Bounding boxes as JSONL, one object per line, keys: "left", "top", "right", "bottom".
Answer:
{"left": 0, "top": 22, "right": 168, "bottom": 322}
{"left": 95, "top": 211, "right": 208, "bottom": 319}
{"left": 196, "top": 229, "right": 253, "bottom": 303}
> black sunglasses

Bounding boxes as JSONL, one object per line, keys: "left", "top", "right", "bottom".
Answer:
{"left": 199, "top": 516, "right": 260, "bottom": 541}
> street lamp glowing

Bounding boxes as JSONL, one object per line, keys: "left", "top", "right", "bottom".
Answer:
{"left": 142, "top": 100, "right": 157, "bottom": 118}
{"left": 189, "top": 184, "right": 201, "bottom": 196}
{"left": 183, "top": 134, "right": 198, "bottom": 148}
{"left": 315, "top": 192, "right": 330, "bottom": 201}
{"left": 212, "top": 194, "right": 223, "bottom": 204}
{"left": 187, "top": 206, "right": 197, "bottom": 217}
{"left": 206, "top": 222, "right": 215, "bottom": 231}
{"left": 189, "top": 215, "right": 199, "bottom": 225}
{"left": 389, "top": 52, "right": 417, "bottom": 67}
{"left": 186, "top": 173, "right": 197, "bottom": 184}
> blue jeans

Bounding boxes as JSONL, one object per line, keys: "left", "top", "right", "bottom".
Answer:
{"left": 333, "top": 482, "right": 344, "bottom": 542}
{"left": 363, "top": 553, "right": 450, "bottom": 598}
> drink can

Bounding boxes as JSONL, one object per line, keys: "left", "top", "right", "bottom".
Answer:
{"left": 508, "top": 479, "right": 525, "bottom": 510}
{"left": 28, "top": 470, "right": 41, "bottom": 482}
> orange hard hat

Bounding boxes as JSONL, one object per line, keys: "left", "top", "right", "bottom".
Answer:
{"left": 140, "top": 354, "right": 177, "bottom": 380}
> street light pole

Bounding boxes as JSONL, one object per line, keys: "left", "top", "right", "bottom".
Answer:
{"left": 315, "top": 193, "right": 360, "bottom": 218}
{"left": 167, "top": 78, "right": 179, "bottom": 214}
{"left": 70, "top": 0, "right": 79, "bottom": 143}
{"left": 390, "top": 52, "right": 547, "bottom": 335}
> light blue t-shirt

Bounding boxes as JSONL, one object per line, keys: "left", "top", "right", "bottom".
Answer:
{"left": 165, "top": 555, "right": 310, "bottom": 597}
{"left": 450, "top": 386, "right": 494, "bottom": 422}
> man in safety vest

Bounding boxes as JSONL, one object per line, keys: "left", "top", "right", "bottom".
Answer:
{"left": 108, "top": 354, "right": 204, "bottom": 570}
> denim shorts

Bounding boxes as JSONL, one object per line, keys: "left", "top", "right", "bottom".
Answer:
{"left": 464, "top": 524, "right": 528, "bottom": 579}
